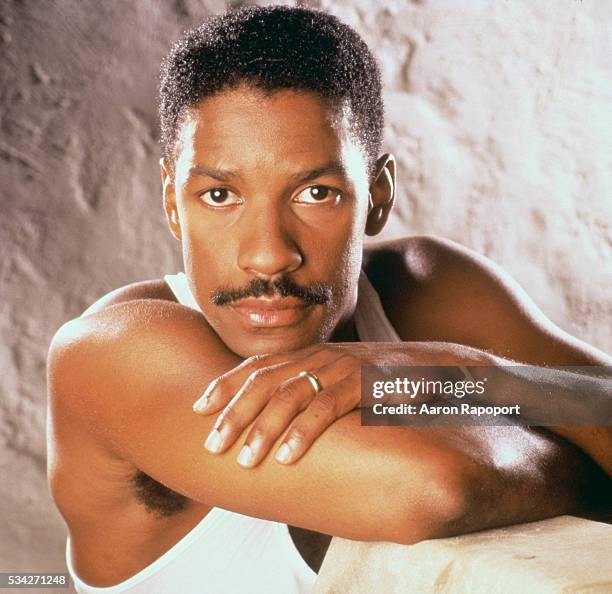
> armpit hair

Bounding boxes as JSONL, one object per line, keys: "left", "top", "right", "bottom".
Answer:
{"left": 131, "top": 470, "right": 189, "bottom": 517}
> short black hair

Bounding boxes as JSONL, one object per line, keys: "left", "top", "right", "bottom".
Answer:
{"left": 159, "top": 5, "right": 384, "bottom": 177}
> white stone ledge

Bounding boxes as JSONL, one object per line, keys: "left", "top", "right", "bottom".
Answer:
{"left": 313, "top": 516, "right": 612, "bottom": 593}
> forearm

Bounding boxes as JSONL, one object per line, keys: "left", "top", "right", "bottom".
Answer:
{"left": 330, "top": 339, "right": 493, "bottom": 368}
{"left": 350, "top": 340, "right": 612, "bottom": 477}
{"left": 336, "top": 341, "right": 611, "bottom": 524}
{"left": 449, "top": 426, "right": 610, "bottom": 536}
{"left": 466, "top": 360, "right": 612, "bottom": 475}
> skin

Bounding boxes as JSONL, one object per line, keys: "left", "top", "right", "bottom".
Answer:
{"left": 47, "top": 86, "right": 611, "bottom": 587}
{"left": 162, "top": 86, "right": 382, "bottom": 355}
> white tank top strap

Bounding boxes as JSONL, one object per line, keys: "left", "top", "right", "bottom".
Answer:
{"left": 163, "top": 272, "right": 200, "bottom": 311}
{"left": 353, "top": 271, "right": 402, "bottom": 343}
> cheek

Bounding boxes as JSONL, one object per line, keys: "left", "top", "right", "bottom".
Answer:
{"left": 326, "top": 204, "right": 366, "bottom": 263}
{"left": 336, "top": 234, "right": 364, "bottom": 294}
{"left": 330, "top": 208, "right": 367, "bottom": 294}
{"left": 178, "top": 196, "right": 235, "bottom": 259}
{"left": 179, "top": 218, "right": 231, "bottom": 299}
{"left": 308, "top": 211, "right": 364, "bottom": 300}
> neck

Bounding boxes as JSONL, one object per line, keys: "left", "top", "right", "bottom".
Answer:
{"left": 329, "top": 315, "right": 359, "bottom": 343}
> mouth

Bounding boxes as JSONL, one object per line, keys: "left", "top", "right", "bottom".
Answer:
{"left": 229, "top": 296, "right": 312, "bottom": 328}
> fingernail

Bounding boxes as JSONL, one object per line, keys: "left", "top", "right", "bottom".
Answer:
{"left": 205, "top": 429, "right": 223, "bottom": 453}
{"left": 203, "top": 381, "right": 216, "bottom": 399}
{"left": 193, "top": 395, "right": 210, "bottom": 413}
{"left": 275, "top": 442, "right": 292, "bottom": 464}
{"left": 237, "top": 445, "right": 254, "bottom": 467}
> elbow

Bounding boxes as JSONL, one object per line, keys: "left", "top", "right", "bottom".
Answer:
{"left": 424, "top": 460, "right": 473, "bottom": 540}
{"left": 395, "top": 454, "right": 473, "bottom": 545}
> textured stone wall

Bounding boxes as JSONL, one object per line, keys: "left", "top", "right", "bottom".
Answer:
{"left": 1, "top": 0, "right": 610, "bottom": 583}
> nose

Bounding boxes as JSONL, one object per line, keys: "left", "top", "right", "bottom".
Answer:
{"left": 237, "top": 204, "right": 303, "bottom": 277}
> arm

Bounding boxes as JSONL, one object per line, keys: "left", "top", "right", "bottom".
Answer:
{"left": 48, "top": 299, "right": 602, "bottom": 544}
{"left": 466, "top": 357, "right": 612, "bottom": 476}
{"left": 370, "top": 235, "right": 612, "bottom": 474}
{"left": 367, "top": 235, "right": 611, "bottom": 367}
{"left": 49, "top": 299, "right": 460, "bottom": 544}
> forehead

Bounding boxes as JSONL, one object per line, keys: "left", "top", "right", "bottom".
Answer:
{"left": 174, "top": 86, "right": 368, "bottom": 184}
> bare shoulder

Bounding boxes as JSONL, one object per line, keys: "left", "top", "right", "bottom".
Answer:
{"left": 46, "top": 299, "right": 231, "bottom": 514}
{"left": 363, "top": 234, "right": 464, "bottom": 276}
{"left": 362, "top": 233, "right": 502, "bottom": 314}
{"left": 81, "top": 278, "right": 177, "bottom": 317}
{"left": 48, "top": 281, "right": 224, "bottom": 444}
{"left": 48, "top": 279, "right": 185, "bottom": 428}
{"left": 363, "top": 234, "right": 503, "bottom": 281}
{"left": 363, "top": 235, "right": 611, "bottom": 365}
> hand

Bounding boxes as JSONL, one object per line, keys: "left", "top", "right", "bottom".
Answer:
{"left": 194, "top": 344, "right": 365, "bottom": 467}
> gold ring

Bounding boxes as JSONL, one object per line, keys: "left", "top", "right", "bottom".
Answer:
{"left": 298, "top": 370, "right": 322, "bottom": 395}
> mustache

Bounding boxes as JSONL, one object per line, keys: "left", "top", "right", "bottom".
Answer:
{"left": 211, "top": 276, "right": 332, "bottom": 306}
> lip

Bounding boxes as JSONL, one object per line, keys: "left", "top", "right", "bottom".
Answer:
{"left": 230, "top": 297, "right": 310, "bottom": 327}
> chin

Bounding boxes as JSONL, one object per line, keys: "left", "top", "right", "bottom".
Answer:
{"left": 223, "top": 328, "right": 323, "bottom": 358}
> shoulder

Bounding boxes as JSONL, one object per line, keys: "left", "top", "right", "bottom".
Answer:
{"left": 47, "top": 278, "right": 229, "bottom": 453}
{"left": 363, "top": 234, "right": 493, "bottom": 276}
{"left": 49, "top": 298, "right": 224, "bottom": 403}
{"left": 49, "top": 279, "right": 185, "bottom": 396}
{"left": 49, "top": 271, "right": 226, "bottom": 404}
{"left": 46, "top": 296, "right": 236, "bottom": 506}
{"left": 362, "top": 235, "right": 610, "bottom": 364}
{"left": 361, "top": 234, "right": 492, "bottom": 332}
{"left": 81, "top": 278, "right": 177, "bottom": 317}
{"left": 363, "top": 234, "right": 473, "bottom": 284}
{"left": 362, "top": 234, "right": 491, "bottom": 315}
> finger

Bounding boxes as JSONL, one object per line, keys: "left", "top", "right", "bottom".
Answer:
{"left": 204, "top": 365, "right": 287, "bottom": 453}
{"left": 194, "top": 345, "right": 326, "bottom": 413}
{"left": 230, "top": 352, "right": 357, "bottom": 463}
{"left": 205, "top": 350, "right": 334, "bottom": 455}
{"left": 236, "top": 374, "right": 313, "bottom": 467}
{"left": 193, "top": 352, "right": 286, "bottom": 414}
{"left": 274, "top": 372, "right": 360, "bottom": 465}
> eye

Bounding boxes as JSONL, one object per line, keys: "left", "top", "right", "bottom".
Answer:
{"left": 293, "top": 185, "right": 341, "bottom": 205}
{"left": 199, "top": 188, "right": 242, "bottom": 207}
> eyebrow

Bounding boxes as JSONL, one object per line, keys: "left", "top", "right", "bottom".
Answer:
{"left": 292, "top": 161, "right": 348, "bottom": 184}
{"left": 187, "top": 165, "right": 235, "bottom": 182}
{"left": 186, "top": 161, "right": 348, "bottom": 184}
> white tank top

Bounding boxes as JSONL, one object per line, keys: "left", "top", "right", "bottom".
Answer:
{"left": 66, "top": 270, "right": 401, "bottom": 594}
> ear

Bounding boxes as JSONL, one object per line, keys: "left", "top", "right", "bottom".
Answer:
{"left": 160, "top": 158, "right": 182, "bottom": 241}
{"left": 365, "top": 153, "right": 396, "bottom": 236}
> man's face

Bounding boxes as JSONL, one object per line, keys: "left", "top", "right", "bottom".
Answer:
{"left": 165, "top": 86, "right": 373, "bottom": 356}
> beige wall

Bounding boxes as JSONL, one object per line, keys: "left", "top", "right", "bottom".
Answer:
{"left": 0, "top": 0, "right": 610, "bottom": 578}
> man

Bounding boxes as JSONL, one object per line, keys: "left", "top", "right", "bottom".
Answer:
{"left": 47, "top": 5, "right": 610, "bottom": 594}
